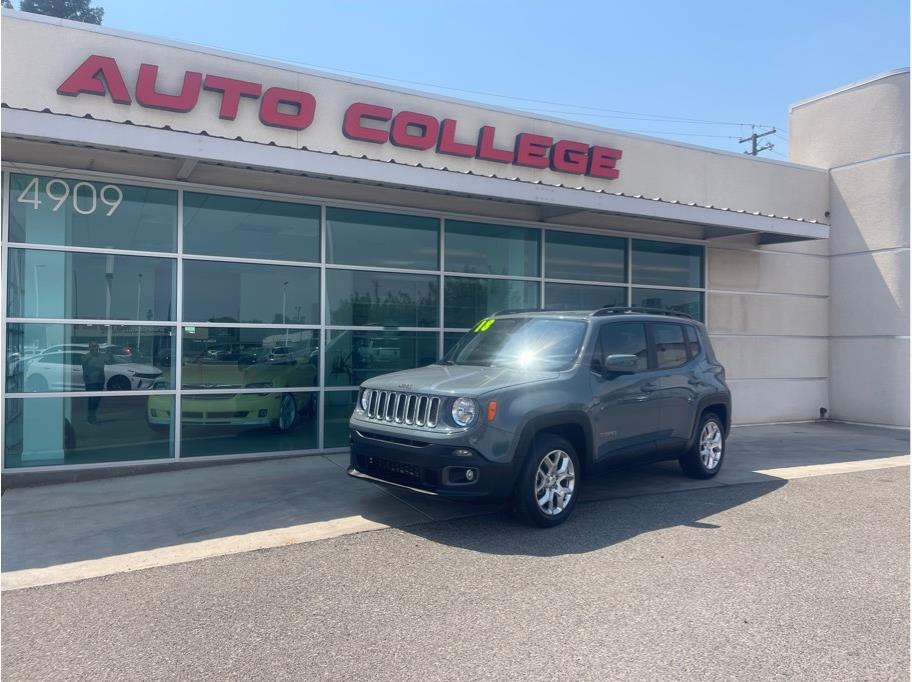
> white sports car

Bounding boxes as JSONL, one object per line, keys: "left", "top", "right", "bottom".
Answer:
{"left": 24, "top": 346, "right": 163, "bottom": 392}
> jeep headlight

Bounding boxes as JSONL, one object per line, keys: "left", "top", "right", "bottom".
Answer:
{"left": 359, "top": 388, "right": 372, "bottom": 412}
{"left": 451, "top": 397, "right": 478, "bottom": 427}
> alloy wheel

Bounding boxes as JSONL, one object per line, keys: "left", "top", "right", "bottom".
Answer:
{"left": 535, "top": 449, "right": 576, "bottom": 516}
{"left": 699, "top": 421, "right": 723, "bottom": 469}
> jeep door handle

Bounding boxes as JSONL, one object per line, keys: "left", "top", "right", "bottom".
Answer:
{"left": 641, "top": 382, "right": 658, "bottom": 392}
{"left": 688, "top": 377, "right": 702, "bottom": 386}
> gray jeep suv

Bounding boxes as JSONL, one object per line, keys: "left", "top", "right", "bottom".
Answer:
{"left": 348, "top": 307, "right": 731, "bottom": 527}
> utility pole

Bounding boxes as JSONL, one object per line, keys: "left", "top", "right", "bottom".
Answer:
{"left": 739, "top": 126, "right": 776, "bottom": 156}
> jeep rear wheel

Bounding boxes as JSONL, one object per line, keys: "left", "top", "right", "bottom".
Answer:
{"left": 679, "top": 413, "right": 725, "bottom": 479}
{"left": 513, "top": 434, "right": 581, "bottom": 528}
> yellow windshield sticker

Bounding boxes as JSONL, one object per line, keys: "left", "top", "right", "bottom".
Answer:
{"left": 474, "top": 318, "right": 495, "bottom": 332}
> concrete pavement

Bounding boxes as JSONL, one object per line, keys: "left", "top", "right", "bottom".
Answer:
{"left": 2, "top": 465, "right": 908, "bottom": 681}
{"left": 2, "top": 421, "right": 909, "bottom": 590}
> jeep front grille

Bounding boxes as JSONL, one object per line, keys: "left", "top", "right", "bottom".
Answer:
{"left": 364, "top": 390, "right": 441, "bottom": 428}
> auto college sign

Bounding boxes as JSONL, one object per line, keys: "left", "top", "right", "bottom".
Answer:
{"left": 56, "top": 54, "right": 623, "bottom": 180}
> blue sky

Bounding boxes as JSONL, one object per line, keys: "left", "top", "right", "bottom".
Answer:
{"left": 86, "top": 0, "right": 911, "bottom": 158}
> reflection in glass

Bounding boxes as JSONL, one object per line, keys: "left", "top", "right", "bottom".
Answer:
{"left": 632, "top": 288, "right": 704, "bottom": 321}
{"left": 325, "top": 330, "right": 439, "bottom": 386}
{"left": 545, "top": 283, "right": 626, "bottom": 311}
{"left": 545, "top": 231, "right": 626, "bottom": 282}
{"left": 445, "top": 220, "right": 539, "bottom": 276}
{"left": 652, "top": 323, "right": 688, "bottom": 369}
{"left": 9, "top": 173, "right": 177, "bottom": 253}
{"left": 326, "top": 270, "right": 438, "bottom": 327}
{"left": 599, "top": 323, "right": 648, "bottom": 371}
{"left": 324, "top": 390, "right": 357, "bottom": 448}
{"left": 177, "top": 391, "right": 318, "bottom": 457}
{"left": 446, "top": 318, "right": 586, "bottom": 372}
{"left": 181, "top": 327, "right": 318, "bottom": 389}
{"left": 632, "top": 240, "right": 704, "bottom": 288}
{"left": 183, "top": 192, "right": 320, "bottom": 262}
{"left": 4, "top": 396, "right": 173, "bottom": 468}
{"left": 6, "top": 323, "right": 174, "bottom": 393}
{"left": 444, "top": 277, "right": 539, "bottom": 329}
{"left": 443, "top": 332, "right": 465, "bottom": 356}
{"left": 326, "top": 208, "right": 439, "bottom": 270}
{"left": 6, "top": 248, "right": 175, "bottom": 321}
{"left": 182, "top": 260, "right": 319, "bottom": 324}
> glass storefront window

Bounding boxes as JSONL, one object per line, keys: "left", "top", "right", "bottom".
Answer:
{"left": 445, "top": 220, "right": 539, "bottom": 276}
{"left": 325, "top": 330, "right": 439, "bottom": 387}
{"left": 1, "top": 173, "right": 712, "bottom": 467}
{"left": 4, "top": 395, "right": 174, "bottom": 468}
{"left": 6, "top": 248, "right": 176, "bottom": 321}
{"left": 545, "top": 283, "right": 626, "bottom": 311}
{"left": 323, "top": 390, "right": 358, "bottom": 448}
{"left": 183, "top": 192, "right": 320, "bottom": 262}
{"left": 632, "top": 240, "right": 704, "bottom": 288}
{"left": 6, "top": 323, "right": 174, "bottom": 393}
{"left": 8, "top": 173, "right": 178, "bottom": 253}
{"left": 444, "top": 277, "right": 539, "bottom": 329}
{"left": 545, "top": 231, "right": 626, "bottom": 282}
{"left": 326, "top": 270, "right": 438, "bottom": 327}
{"left": 632, "top": 288, "right": 704, "bottom": 321}
{"left": 181, "top": 327, "right": 318, "bottom": 389}
{"left": 178, "top": 391, "right": 318, "bottom": 457}
{"left": 326, "top": 208, "right": 439, "bottom": 270}
{"left": 182, "top": 260, "right": 319, "bottom": 324}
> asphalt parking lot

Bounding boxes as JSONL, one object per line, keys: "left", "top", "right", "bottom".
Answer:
{"left": 1, "top": 422, "right": 909, "bottom": 680}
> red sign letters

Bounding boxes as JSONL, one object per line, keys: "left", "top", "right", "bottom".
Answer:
{"left": 57, "top": 55, "right": 622, "bottom": 179}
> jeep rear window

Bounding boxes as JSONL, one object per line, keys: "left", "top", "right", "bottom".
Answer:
{"left": 444, "top": 318, "right": 587, "bottom": 371}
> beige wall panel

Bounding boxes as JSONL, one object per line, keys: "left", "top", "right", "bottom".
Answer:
{"left": 727, "top": 379, "right": 828, "bottom": 424}
{"left": 708, "top": 292, "right": 828, "bottom": 336}
{"left": 708, "top": 247, "right": 828, "bottom": 296}
{"left": 710, "top": 336, "right": 828, "bottom": 380}
{"left": 829, "top": 249, "right": 910, "bottom": 336}
{"left": 790, "top": 72, "right": 910, "bottom": 168}
{"left": 828, "top": 154, "right": 910, "bottom": 255}
{"left": 829, "top": 337, "right": 910, "bottom": 426}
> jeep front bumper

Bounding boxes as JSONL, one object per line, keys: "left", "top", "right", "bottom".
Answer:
{"left": 347, "top": 427, "right": 516, "bottom": 499}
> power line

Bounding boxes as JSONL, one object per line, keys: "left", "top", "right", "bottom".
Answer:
{"left": 520, "top": 108, "right": 762, "bottom": 126}
{"left": 177, "top": 37, "right": 776, "bottom": 130}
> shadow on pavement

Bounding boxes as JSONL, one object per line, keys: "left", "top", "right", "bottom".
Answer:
{"left": 1, "top": 421, "right": 907, "bottom": 572}
{"left": 392, "top": 475, "right": 789, "bottom": 558}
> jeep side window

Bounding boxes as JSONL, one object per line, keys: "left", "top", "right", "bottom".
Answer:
{"left": 652, "top": 323, "right": 688, "bottom": 369}
{"left": 684, "top": 325, "right": 701, "bottom": 358}
{"left": 599, "top": 323, "right": 649, "bottom": 371}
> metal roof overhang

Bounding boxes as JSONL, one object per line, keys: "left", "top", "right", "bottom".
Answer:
{"left": 1, "top": 109, "right": 829, "bottom": 243}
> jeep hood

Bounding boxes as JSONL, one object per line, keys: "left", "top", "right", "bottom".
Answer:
{"left": 362, "top": 364, "right": 558, "bottom": 397}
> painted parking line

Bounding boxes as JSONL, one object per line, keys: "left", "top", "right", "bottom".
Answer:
{"left": 2, "top": 515, "right": 392, "bottom": 592}
{"left": 754, "top": 455, "right": 910, "bottom": 480}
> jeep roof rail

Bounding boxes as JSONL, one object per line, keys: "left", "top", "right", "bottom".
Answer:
{"left": 592, "top": 306, "right": 694, "bottom": 320}
{"left": 491, "top": 307, "right": 549, "bottom": 316}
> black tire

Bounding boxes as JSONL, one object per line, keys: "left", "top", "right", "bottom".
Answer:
{"left": 679, "top": 412, "right": 726, "bottom": 479}
{"left": 512, "top": 433, "right": 581, "bottom": 528}
{"left": 107, "top": 375, "right": 131, "bottom": 391}
{"left": 147, "top": 420, "right": 170, "bottom": 434}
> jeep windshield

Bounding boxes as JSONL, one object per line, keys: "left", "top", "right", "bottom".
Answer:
{"left": 443, "top": 318, "right": 587, "bottom": 371}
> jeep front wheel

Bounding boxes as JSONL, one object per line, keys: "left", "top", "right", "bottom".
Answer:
{"left": 513, "top": 434, "right": 581, "bottom": 528}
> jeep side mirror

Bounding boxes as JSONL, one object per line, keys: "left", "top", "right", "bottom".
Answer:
{"left": 604, "top": 354, "right": 638, "bottom": 374}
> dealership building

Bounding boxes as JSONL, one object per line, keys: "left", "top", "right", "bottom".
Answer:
{"left": 1, "top": 11, "right": 908, "bottom": 478}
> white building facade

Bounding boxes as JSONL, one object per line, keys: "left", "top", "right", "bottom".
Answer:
{"left": 0, "top": 12, "right": 907, "bottom": 477}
